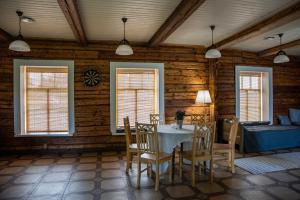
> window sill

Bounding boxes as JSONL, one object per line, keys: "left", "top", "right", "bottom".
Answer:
{"left": 15, "top": 132, "right": 73, "bottom": 137}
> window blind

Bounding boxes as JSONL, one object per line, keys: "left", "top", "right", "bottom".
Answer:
{"left": 239, "top": 72, "right": 262, "bottom": 121}
{"left": 116, "top": 68, "right": 158, "bottom": 128}
{"left": 25, "top": 67, "right": 69, "bottom": 133}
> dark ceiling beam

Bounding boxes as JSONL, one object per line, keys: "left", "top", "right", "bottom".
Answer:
{"left": 57, "top": 0, "right": 87, "bottom": 46}
{"left": 148, "top": 0, "right": 206, "bottom": 47}
{"left": 214, "top": 1, "right": 300, "bottom": 49}
{"left": 259, "top": 38, "right": 300, "bottom": 57}
{"left": 0, "top": 28, "right": 13, "bottom": 41}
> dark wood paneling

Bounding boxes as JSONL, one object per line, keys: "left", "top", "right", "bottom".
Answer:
{"left": 0, "top": 41, "right": 299, "bottom": 151}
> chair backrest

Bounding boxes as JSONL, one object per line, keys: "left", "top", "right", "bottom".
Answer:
{"left": 135, "top": 122, "right": 159, "bottom": 156}
{"left": 123, "top": 116, "right": 133, "bottom": 146}
{"left": 191, "top": 114, "right": 209, "bottom": 125}
{"left": 150, "top": 114, "right": 161, "bottom": 125}
{"left": 228, "top": 118, "right": 239, "bottom": 148}
{"left": 192, "top": 122, "right": 216, "bottom": 157}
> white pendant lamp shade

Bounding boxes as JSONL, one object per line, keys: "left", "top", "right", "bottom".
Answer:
{"left": 9, "top": 11, "right": 30, "bottom": 52}
{"left": 116, "top": 17, "right": 133, "bottom": 55}
{"left": 116, "top": 40, "right": 133, "bottom": 55}
{"left": 9, "top": 37, "right": 30, "bottom": 52}
{"left": 273, "top": 33, "right": 289, "bottom": 64}
{"left": 205, "top": 25, "right": 221, "bottom": 59}
{"left": 205, "top": 48, "right": 221, "bottom": 58}
{"left": 274, "top": 50, "right": 290, "bottom": 63}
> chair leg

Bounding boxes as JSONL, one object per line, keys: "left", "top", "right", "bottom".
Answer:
{"left": 149, "top": 163, "right": 153, "bottom": 178}
{"left": 192, "top": 161, "right": 195, "bottom": 187}
{"left": 169, "top": 160, "right": 173, "bottom": 183}
{"left": 129, "top": 153, "right": 133, "bottom": 169}
{"left": 198, "top": 161, "right": 202, "bottom": 175}
{"left": 231, "top": 150, "right": 235, "bottom": 173}
{"left": 227, "top": 152, "right": 231, "bottom": 169}
{"left": 126, "top": 151, "right": 130, "bottom": 174}
{"left": 137, "top": 159, "right": 141, "bottom": 189}
{"left": 179, "top": 153, "right": 183, "bottom": 180}
{"left": 210, "top": 158, "right": 214, "bottom": 184}
{"left": 155, "top": 161, "right": 160, "bottom": 191}
{"left": 147, "top": 163, "right": 150, "bottom": 177}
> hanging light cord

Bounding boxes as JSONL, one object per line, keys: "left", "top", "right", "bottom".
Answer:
{"left": 123, "top": 20, "right": 125, "bottom": 40}
{"left": 211, "top": 27, "right": 214, "bottom": 45}
{"left": 18, "top": 14, "right": 21, "bottom": 35}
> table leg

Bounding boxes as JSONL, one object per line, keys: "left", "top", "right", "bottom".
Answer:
{"left": 172, "top": 148, "right": 175, "bottom": 181}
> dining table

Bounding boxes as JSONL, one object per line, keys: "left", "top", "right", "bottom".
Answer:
{"left": 156, "top": 124, "right": 195, "bottom": 178}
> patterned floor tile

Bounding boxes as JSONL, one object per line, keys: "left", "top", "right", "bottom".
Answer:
{"left": 240, "top": 190, "right": 275, "bottom": 200}
{"left": 101, "top": 191, "right": 128, "bottom": 200}
{"left": 0, "top": 149, "right": 299, "bottom": 200}
{"left": 41, "top": 172, "right": 70, "bottom": 182}
{"left": 66, "top": 181, "right": 95, "bottom": 193}
{"left": 101, "top": 179, "right": 126, "bottom": 190}
{"left": 222, "top": 178, "right": 251, "bottom": 189}
{"left": 32, "top": 182, "right": 67, "bottom": 196}
{"left": 196, "top": 182, "right": 224, "bottom": 194}
{"left": 246, "top": 175, "right": 276, "bottom": 186}
{"left": 14, "top": 174, "right": 42, "bottom": 184}
{"left": 71, "top": 171, "right": 96, "bottom": 181}
{"left": 166, "top": 185, "right": 195, "bottom": 198}
{"left": 267, "top": 172, "right": 299, "bottom": 182}
{"left": 0, "top": 184, "right": 35, "bottom": 198}
{"left": 267, "top": 186, "right": 300, "bottom": 200}
{"left": 64, "top": 193, "right": 94, "bottom": 200}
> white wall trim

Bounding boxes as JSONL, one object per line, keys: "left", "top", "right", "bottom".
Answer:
{"left": 110, "top": 62, "right": 165, "bottom": 135}
{"left": 13, "top": 59, "right": 75, "bottom": 136}
{"left": 235, "top": 65, "right": 273, "bottom": 123}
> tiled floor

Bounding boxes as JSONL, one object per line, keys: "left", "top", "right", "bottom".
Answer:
{"left": 0, "top": 149, "right": 300, "bottom": 200}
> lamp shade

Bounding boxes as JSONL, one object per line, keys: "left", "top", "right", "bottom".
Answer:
{"left": 205, "top": 48, "right": 221, "bottom": 58}
{"left": 115, "top": 44, "right": 133, "bottom": 55}
{"left": 9, "top": 39, "right": 30, "bottom": 52}
{"left": 273, "top": 50, "right": 289, "bottom": 63}
{"left": 195, "top": 90, "right": 212, "bottom": 104}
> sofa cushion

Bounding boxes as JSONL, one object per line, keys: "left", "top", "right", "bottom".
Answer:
{"left": 278, "top": 115, "right": 291, "bottom": 125}
{"left": 289, "top": 108, "right": 300, "bottom": 124}
{"left": 292, "top": 122, "right": 300, "bottom": 126}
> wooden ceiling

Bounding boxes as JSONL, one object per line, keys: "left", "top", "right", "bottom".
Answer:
{"left": 0, "top": 0, "right": 300, "bottom": 56}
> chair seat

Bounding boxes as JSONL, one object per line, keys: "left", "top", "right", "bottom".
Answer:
{"left": 181, "top": 150, "right": 211, "bottom": 161}
{"left": 140, "top": 152, "right": 172, "bottom": 161}
{"left": 213, "top": 143, "right": 231, "bottom": 151}
{"left": 129, "top": 143, "right": 138, "bottom": 150}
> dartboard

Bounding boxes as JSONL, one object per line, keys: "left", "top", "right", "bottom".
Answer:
{"left": 83, "top": 69, "right": 101, "bottom": 87}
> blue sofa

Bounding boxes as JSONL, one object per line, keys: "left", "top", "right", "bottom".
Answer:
{"left": 241, "top": 108, "right": 300, "bottom": 153}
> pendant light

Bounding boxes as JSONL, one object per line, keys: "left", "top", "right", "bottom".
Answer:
{"left": 205, "top": 25, "right": 221, "bottom": 59}
{"left": 273, "top": 33, "right": 289, "bottom": 64}
{"left": 115, "top": 17, "right": 133, "bottom": 55}
{"left": 9, "top": 11, "right": 30, "bottom": 52}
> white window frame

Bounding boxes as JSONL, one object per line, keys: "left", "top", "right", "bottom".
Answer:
{"left": 14, "top": 59, "right": 75, "bottom": 137}
{"left": 110, "top": 62, "right": 164, "bottom": 135}
{"left": 235, "top": 65, "right": 273, "bottom": 123}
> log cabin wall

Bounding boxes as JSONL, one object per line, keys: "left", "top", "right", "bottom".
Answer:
{"left": 0, "top": 41, "right": 299, "bottom": 151}
{"left": 217, "top": 50, "right": 300, "bottom": 123}
{"left": 0, "top": 41, "right": 209, "bottom": 151}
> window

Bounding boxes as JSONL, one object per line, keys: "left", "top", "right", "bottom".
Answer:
{"left": 14, "top": 59, "right": 75, "bottom": 136}
{"left": 236, "top": 66, "right": 273, "bottom": 123}
{"left": 110, "top": 62, "right": 164, "bottom": 134}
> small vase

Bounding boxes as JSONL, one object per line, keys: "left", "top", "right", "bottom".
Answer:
{"left": 177, "top": 120, "right": 183, "bottom": 129}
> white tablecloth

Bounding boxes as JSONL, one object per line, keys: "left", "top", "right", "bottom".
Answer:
{"left": 157, "top": 124, "right": 194, "bottom": 153}
{"left": 155, "top": 125, "right": 194, "bottom": 173}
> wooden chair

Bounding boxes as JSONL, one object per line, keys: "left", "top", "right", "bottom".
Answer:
{"left": 213, "top": 118, "right": 239, "bottom": 173}
{"left": 179, "top": 122, "right": 216, "bottom": 187}
{"left": 150, "top": 114, "right": 161, "bottom": 125}
{"left": 191, "top": 114, "right": 209, "bottom": 124}
{"left": 136, "top": 122, "right": 173, "bottom": 191}
{"left": 124, "top": 116, "right": 137, "bottom": 174}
